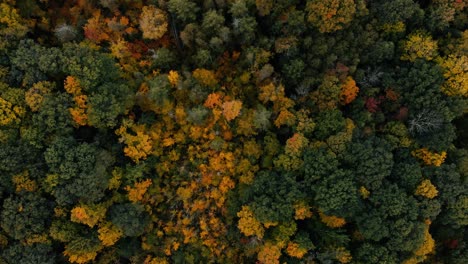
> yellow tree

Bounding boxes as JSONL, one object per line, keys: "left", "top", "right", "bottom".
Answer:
{"left": 306, "top": 0, "right": 357, "bottom": 33}
{"left": 237, "top": 205, "right": 264, "bottom": 238}
{"left": 0, "top": 96, "right": 24, "bottom": 126}
{"left": 412, "top": 148, "right": 447, "bottom": 166}
{"left": 25, "top": 81, "right": 53, "bottom": 112}
{"left": 401, "top": 31, "right": 438, "bottom": 62}
{"left": 115, "top": 121, "right": 153, "bottom": 163}
{"left": 139, "top": 6, "right": 168, "bottom": 40}
{"left": 193, "top": 68, "right": 218, "bottom": 88}
{"left": 415, "top": 179, "right": 438, "bottom": 199}
{"left": 439, "top": 54, "right": 468, "bottom": 97}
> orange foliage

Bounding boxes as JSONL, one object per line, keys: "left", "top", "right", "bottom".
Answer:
{"left": 340, "top": 76, "right": 359, "bottom": 104}
{"left": 64, "top": 76, "right": 82, "bottom": 95}
{"left": 319, "top": 211, "right": 346, "bottom": 228}
{"left": 70, "top": 204, "right": 106, "bottom": 228}
{"left": 125, "top": 179, "right": 152, "bottom": 202}
{"left": 258, "top": 243, "right": 281, "bottom": 264}
{"left": 222, "top": 100, "right": 243, "bottom": 121}
{"left": 204, "top": 93, "right": 223, "bottom": 109}
{"left": 69, "top": 107, "right": 88, "bottom": 127}
{"left": 83, "top": 10, "right": 109, "bottom": 43}
{"left": 294, "top": 202, "right": 313, "bottom": 220}
{"left": 286, "top": 242, "right": 308, "bottom": 259}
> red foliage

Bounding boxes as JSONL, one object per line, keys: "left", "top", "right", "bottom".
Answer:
{"left": 365, "top": 97, "right": 380, "bottom": 113}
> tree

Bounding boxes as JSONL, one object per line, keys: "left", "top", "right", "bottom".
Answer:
{"left": 108, "top": 203, "right": 150, "bottom": 237}
{"left": 439, "top": 54, "right": 468, "bottom": 97}
{"left": 1, "top": 192, "right": 52, "bottom": 241}
{"left": 139, "top": 6, "right": 168, "bottom": 40}
{"left": 340, "top": 76, "right": 359, "bottom": 105}
{"left": 306, "top": 0, "right": 357, "bottom": 33}
{"left": 0, "top": 3, "right": 28, "bottom": 41}
{"left": 44, "top": 138, "right": 113, "bottom": 205}
{"left": 314, "top": 169, "right": 359, "bottom": 217}
{"left": 401, "top": 31, "right": 439, "bottom": 62}
{"left": 1, "top": 243, "right": 56, "bottom": 264}
{"left": 343, "top": 137, "right": 394, "bottom": 190}
{"left": 246, "top": 171, "right": 303, "bottom": 224}
{"left": 167, "top": 0, "right": 199, "bottom": 24}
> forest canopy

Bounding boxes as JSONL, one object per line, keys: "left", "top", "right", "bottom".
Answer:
{"left": 0, "top": 0, "right": 467, "bottom": 263}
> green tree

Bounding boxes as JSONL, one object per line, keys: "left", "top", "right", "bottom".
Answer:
{"left": 1, "top": 192, "right": 52, "bottom": 240}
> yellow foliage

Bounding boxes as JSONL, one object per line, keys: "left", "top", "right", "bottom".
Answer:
{"left": 110, "top": 39, "right": 131, "bottom": 59}
{"left": 340, "top": 76, "right": 359, "bottom": 105}
{"left": 335, "top": 247, "right": 353, "bottom": 263}
{"left": 25, "top": 81, "right": 52, "bottom": 112}
{"left": 12, "top": 170, "right": 37, "bottom": 192}
{"left": 193, "top": 68, "right": 218, "bottom": 87}
{"left": 403, "top": 221, "right": 435, "bottom": 264}
{"left": 285, "top": 133, "right": 309, "bottom": 156}
{"left": 257, "top": 243, "right": 281, "bottom": 264}
{"left": 319, "top": 211, "right": 346, "bottom": 228}
{"left": 222, "top": 100, "right": 243, "bottom": 121}
{"left": 286, "top": 242, "right": 308, "bottom": 259}
{"left": 0, "top": 3, "right": 28, "bottom": 38}
{"left": 63, "top": 250, "right": 98, "bottom": 264}
{"left": 116, "top": 124, "right": 153, "bottom": 163}
{"left": 70, "top": 204, "right": 106, "bottom": 228}
{"left": 274, "top": 109, "right": 296, "bottom": 128}
{"left": 415, "top": 179, "right": 438, "bottom": 199}
{"left": 439, "top": 54, "right": 468, "bottom": 97}
{"left": 144, "top": 256, "right": 169, "bottom": 264}
{"left": 412, "top": 148, "right": 447, "bottom": 167}
{"left": 306, "top": 0, "right": 356, "bottom": 33}
{"left": 381, "top": 21, "right": 406, "bottom": 34}
{"left": 401, "top": 32, "right": 438, "bottom": 62}
{"left": 0, "top": 97, "right": 24, "bottom": 126}
{"left": 0, "top": 233, "right": 8, "bottom": 248}
{"left": 359, "top": 186, "right": 370, "bottom": 199}
{"left": 259, "top": 82, "right": 279, "bottom": 103}
{"left": 64, "top": 76, "right": 82, "bottom": 95}
{"left": 168, "top": 70, "right": 180, "bottom": 87}
{"left": 98, "top": 222, "right": 123, "bottom": 246}
{"left": 126, "top": 179, "right": 152, "bottom": 202}
{"left": 25, "top": 233, "right": 49, "bottom": 245}
{"left": 108, "top": 168, "right": 122, "bottom": 190}
{"left": 139, "top": 6, "right": 168, "bottom": 40}
{"left": 237, "top": 206, "right": 264, "bottom": 239}
{"left": 294, "top": 202, "right": 313, "bottom": 220}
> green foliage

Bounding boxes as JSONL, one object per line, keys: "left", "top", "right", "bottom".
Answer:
{"left": 1, "top": 192, "right": 52, "bottom": 240}
{"left": 248, "top": 171, "right": 303, "bottom": 223}
{"left": 1, "top": 243, "right": 56, "bottom": 264}
{"left": 109, "top": 203, "right": 150, "bottom": 237}
{"left": 0, "top": 1, "right": 466, "bottom": 263}
{"left": 343, "top": 137, "right": 394, "bottom": 190}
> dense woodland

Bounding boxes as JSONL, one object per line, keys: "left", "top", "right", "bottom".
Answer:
{"left": 0, "top": 0, "right": 467, "bottom": 263}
